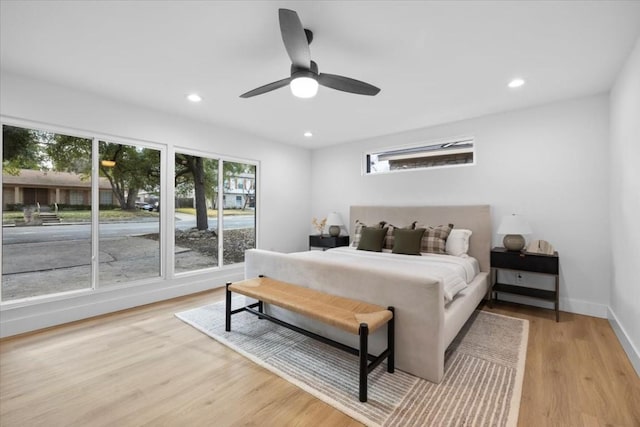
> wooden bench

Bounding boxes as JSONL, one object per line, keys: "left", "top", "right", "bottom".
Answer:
{"left": 225, "top": 276, "right": 395, "bottom": 402}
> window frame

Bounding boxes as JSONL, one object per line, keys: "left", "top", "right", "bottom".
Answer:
{"left": 95, "top": 137, "right": 165, "bottom": 288}
{"left": 1, "top": 116, "right": 259, "bottom": 307}
{"left": 170, "top": 148, "right": 259, "bottom": 277}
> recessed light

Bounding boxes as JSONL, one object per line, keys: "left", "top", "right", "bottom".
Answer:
{"left": 508, "top": 78, "right": 525, "bottom": 88}
{"left": 187, "top": 93, "right": 202, "bottom": 102}
{"left": 304, "top": 131, "right": 313, "bottom": 137}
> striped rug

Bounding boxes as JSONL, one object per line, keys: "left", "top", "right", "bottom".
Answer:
{"left": 176, "top": 299, "right": 528, "bottom": 427}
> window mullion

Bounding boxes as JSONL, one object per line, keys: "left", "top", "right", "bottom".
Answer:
{"left": 91, "top": 137, "right": 99, "bottom": 290}
{"left": 217, "top": 159, "right": 224, "bottom": 268}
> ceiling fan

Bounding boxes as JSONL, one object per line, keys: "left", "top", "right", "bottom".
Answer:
{"left": 240, "top": 9, "right": 380, "bottom": 99}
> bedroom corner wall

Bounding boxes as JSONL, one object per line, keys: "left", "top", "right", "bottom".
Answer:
{"left": 0, "top": 71, "right": 312, "bottom": 337}
{"left": 609, "top": 37, "right": 640, "bottom": 375}
{"left": 310, "top": 94, "right": 610, "bottom": 319}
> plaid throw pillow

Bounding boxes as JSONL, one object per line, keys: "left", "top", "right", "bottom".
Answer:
{"left": 419, "top": 223, "right": 454, "bottom": 254}
{"left": 351, "top": 220, "right": 386, "bottom": 247}
{"left": 383, "top": 221, "right": 418, "bottom": 250}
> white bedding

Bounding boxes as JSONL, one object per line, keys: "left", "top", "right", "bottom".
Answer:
{"left": 290, "top": 246, "right": 480, "bottom": 303}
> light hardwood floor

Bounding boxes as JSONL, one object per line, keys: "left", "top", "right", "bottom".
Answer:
{"left": 1, "top": 288, "right": 638, "bottom": 426}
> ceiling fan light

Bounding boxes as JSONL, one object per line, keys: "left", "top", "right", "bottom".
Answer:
{"left": 290, "top": 76, "right": 318, "bottom": 98}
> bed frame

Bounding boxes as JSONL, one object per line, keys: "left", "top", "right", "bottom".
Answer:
{"left": 244, "top": 205, "right": 491, "bottom": 383}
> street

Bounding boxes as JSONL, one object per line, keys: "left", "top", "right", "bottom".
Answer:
{"left": 2, "top": 214, "right": 255, "bottom": 244}
{"left": 1, "top": 213, "right": 255, "bottom": 300}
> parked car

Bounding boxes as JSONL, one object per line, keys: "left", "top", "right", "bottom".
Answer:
{"left": 135, "top": 202, "right": 154, "bottom": 211}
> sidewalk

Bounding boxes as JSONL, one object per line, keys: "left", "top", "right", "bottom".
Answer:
{"left": 1, "top": 236, "right": 212, "bottom": 301}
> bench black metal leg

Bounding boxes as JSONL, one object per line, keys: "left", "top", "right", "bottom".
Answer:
{"left": 359, "top": 323, "right": 369, "bottom": 402}
{"left": 388, "top": 306, "right": 395, "bottom": 373}
{"left": 225, "top": 282, "right": 232, "bottom": 332}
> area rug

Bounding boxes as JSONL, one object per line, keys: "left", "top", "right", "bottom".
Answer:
{"left": 176, "top": 298, "right": 528, "bottom": 427}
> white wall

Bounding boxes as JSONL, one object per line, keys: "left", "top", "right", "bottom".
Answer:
{"left": 609, "top": 37, "right": 640, "bottom": 374}
{"left": 311, "top": 94, "right": 610, "bottom": 318}
{"left": 0, "top": 71, "right": 311, "bottom": 336}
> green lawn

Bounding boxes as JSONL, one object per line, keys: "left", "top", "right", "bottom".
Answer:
{"left": 175, "top": 208, "right": 253, "bottom": 216}
{"left": 2, "top": 209, "right": 157, "bottom": 224}
{"left": 3, "top": 207, "right": 253, "bottom": 224}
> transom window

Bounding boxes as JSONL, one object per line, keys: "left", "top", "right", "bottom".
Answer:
{"left": 365, "top": 136, "right": 475, "bottom": 174}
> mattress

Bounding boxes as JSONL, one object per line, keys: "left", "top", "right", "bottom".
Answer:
{"left": 290, "top": 246, "right": 480, "bottom": 303}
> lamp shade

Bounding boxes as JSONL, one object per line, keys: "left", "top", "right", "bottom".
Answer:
{"left": 497, "top": 214, "right": 532, "bottom": 251}
{"left": 497, "top": 214, "right": 532, "bottom": 235}
{"left": 326, "top": 212, "right": 343, "bottom": 237}
{"left": 326, "top": 212, "right": 343, "bottom": 227}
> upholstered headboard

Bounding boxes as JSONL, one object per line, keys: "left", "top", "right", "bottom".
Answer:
{"left": 349, "top": 205, "right": 492, "bottom": 272}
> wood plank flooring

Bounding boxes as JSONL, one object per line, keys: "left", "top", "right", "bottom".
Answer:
{"left": 1, "top": 288, "right": 638, "bottom": 426}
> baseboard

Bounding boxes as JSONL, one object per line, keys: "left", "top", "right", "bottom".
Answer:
{"left": 0, "top": 268, "right": 244, "bottom": 338}
{"left": 559, "top": 297, "right": 608, "bottom": 318}
{"left": 607, "top": 307, "right": 640, "bottom": 376}
{"left": 495, "top": 293, "right": 608, "bottom": 318}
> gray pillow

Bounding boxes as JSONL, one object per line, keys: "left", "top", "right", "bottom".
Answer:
{"left": 392, "top": 228, "right": 426, "bottom": 255}
{"left": 356, "top": 227, "right": 388, "bottom": 252}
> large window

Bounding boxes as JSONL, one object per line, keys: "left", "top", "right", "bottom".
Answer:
{"left": 2, "top": 124, "right": 93, "bottom": 300}
{"left": 173, "top": 154, "right": 256, "bottom": 273}
{"left": 98, "top": 140, "right": 161, "bottom": 286}
{"left": 222, "top": 161, "right": 256, "bottom": 266}
{"left": 174, "top": 152, "right": 220, "bottom": 273}
{"left": 1, "top": 121, "right": 256, "bottom": 304}
{"left": 365, "top": 136, "right": 475, "bottom": 174}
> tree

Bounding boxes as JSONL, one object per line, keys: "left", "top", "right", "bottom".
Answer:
{"left": 98, "top": 142, "right": 160, "bottom": 210}
{"left": 48, "top": 137, "right": 160, "bottom": 210}
{"left": 46, "top": 134, "right": 92, "bottom": 174}
{"left": 2, "top": 125, "right": 45, "bottom": 174}
{"left": 242, "top": 176, "right": 256, "bottom": 210}
{"left": 174, "top": 156, "right": 254, "bottom": 231}
{"left": 175, "top": 154, "right": 218, "bottom": 230}
{"left": 3, "top": 124, "right": 161, "bottom": 211}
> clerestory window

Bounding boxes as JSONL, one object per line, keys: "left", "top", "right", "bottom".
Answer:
{"left": 364, "top": 136, "right": 475, "bottom": 175}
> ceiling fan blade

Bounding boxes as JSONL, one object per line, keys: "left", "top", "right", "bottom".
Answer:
{"left": 279, "top": 9, "right": 310, "bottom": 69}
{"left": 318, "top": 73, "right": 381, "bottom": 96}
{"left": 240, "top": 77, "right": 291, "bottom": 98}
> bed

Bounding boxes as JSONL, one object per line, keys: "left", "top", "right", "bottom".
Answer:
{"left": 244, "top": 205, "right": 491, "bottom": 383}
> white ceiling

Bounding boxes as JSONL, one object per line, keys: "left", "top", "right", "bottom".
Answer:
{"left": 1, "top": 1, "right": 639, "bottom": 149}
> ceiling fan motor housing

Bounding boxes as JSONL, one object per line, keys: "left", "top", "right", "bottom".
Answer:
{"left": 291, "top": 61, "right": 319, "bottom": 79}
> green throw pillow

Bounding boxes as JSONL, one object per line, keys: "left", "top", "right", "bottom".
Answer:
{"left": 357, "top": 227, "right": 388, "bottom": 252}
{"left": 392, "top": 228, "right": 426, "bottom": 255}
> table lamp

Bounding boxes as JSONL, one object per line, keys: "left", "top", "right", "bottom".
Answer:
{"left": 326, "top": 212, "right": 344, "bottom": 237}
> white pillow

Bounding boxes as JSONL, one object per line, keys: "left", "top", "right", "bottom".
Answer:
{"left": 446, "top": 228, "right": 472, "bottom": 256}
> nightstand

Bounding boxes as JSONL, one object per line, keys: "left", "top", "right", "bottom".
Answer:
{"left": 309, "top": 235, "right": 350, "bottom": 251}
{"left": 490, "top": 247, "right": 560, "bottom": 321}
